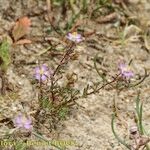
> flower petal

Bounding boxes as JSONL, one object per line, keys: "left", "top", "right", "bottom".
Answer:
{"left": 15, "top": 115, "right": 22, "bottom": 124}
{"left": 41, "top": 64, "right": 48, "bottom": 71}
{"left": 76, "top": 34, "right": 81, "bottom": 39}
{"left": 24, "top": 124, "right": 32, "bottom": 129}
{"left": 35, "top": 74, "right": 41, "bottom": 81}
{"left": 14, "top": 114, "right": 24, "bottom": 128}
{"left": 76, "top": 38, "right": 82, "bottom": 43}
{"left": 41, "top": 75, "right": 47, "bottom": 81}
{"left": 35, "top": 67, "right": 40, "bottom": 74}
{"left": 66, "top": 35, "right": 73, "bottom": 41}
{"left": 123, "top": 71, "right": 134, "bottom": 78}
{"left": 24, "top": 119, "right": 32, "bottom": 129}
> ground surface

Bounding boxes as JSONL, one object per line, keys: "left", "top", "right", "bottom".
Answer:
{"left": 0, "top": 0, "right": 150, "bottom": 150}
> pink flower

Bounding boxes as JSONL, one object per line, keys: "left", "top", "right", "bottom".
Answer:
{"left": 118, "top": 62, "right": 134, "bottom": 79}
{"left": 13, "top": 114, "right": 32, "bottom": 130}
{"left": 66, "top": 32, "right": 83, "bottom": 43}
{"left": 34, "top": 64, "right": 52, "bottom": 82}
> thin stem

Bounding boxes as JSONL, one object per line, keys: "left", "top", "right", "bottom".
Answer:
{"left": 50, "top": 43, "right": 74, "bottom": 102}
{"left": 1, "top": 72, "right": 6, "bottom": 95}
{"left": 50, "top": 77, "right": 55, "bottom": 102}
{"left": 32, "top": 131, "right": 63, "bottom": 150}
{"left": 129, "top": 69, "right": 148, "bottom": 88}
{"left": 94, "top": 55, "right": 107, "bottom": 82}
{"left": 87, "top": 73, "right": 120, "bottom": 95}
{"left": 52, "top": 43, "right": 74, "bottom": 77}
{"left": 111, "top": 114, "right": 131, "bottom": 150}
{"left": 39, "top": 80, "right": 43, "bottom": 100}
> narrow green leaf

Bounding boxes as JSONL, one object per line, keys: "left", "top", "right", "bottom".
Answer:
{"left": 93, "top": 55, "right": 107, "bottom": 82}
{"left": 82, "top": 0, "right": 87, "bottom": 13}
{"left": 32, "top": 131, "right": 63, "bottom": 150}
{"left": 111, "top": 114, "right": 131, "bottom": 150}
{"left": 0, "top": 39, "right": 10, "bottom": 72}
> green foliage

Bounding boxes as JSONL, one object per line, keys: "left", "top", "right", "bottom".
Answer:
{"left": 135, "top": 92, "right": 144, "bottom": 134}
{"left": 94, "top": 55, "right": 107, "bottom": 82}
{"left": 82, "top": 0, "right": 88, "bottom": 13}
{"left": 32, "top": 131, "right": 63, "bottom": 150}
{"left": 52, "top": 0, "right": 64, "bottom": 6}
{"left": 58, "top": 107, "right": 69, "bottom": 120}
{"left": 41, "top": 97, "right": 53, "bottom": 109}
{"left": 111, "top": 114, "right": 131, "bottom": 150}
{"left": 112, "top": 93, "right": 150, "bottom": 149}
{"left": 14, "top": 141, "right": 27, "bottom": 150}
{"left": 99, "top": 0, "right": 110, "bottom": 5}
{"left": 135, "top": 92, "right": 150, "bottom": 149}
{"left": 0, "top": 39, "right": 11, "bottom": 72}
{"left": 65, "top": 12, "right": 80, "bottom": 31}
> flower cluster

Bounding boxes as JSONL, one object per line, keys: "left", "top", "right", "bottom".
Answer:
{"left": 13, "top": 113, "right": 32, "bottom": 130}
{"left": 66, "top": 32, "right": 83, "bottom": 43}
{"left": 34, "top": 64, "right": 52, "bottom": 82}
{"left": 118, "top": 62, "right": 134, "bottom": 80}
